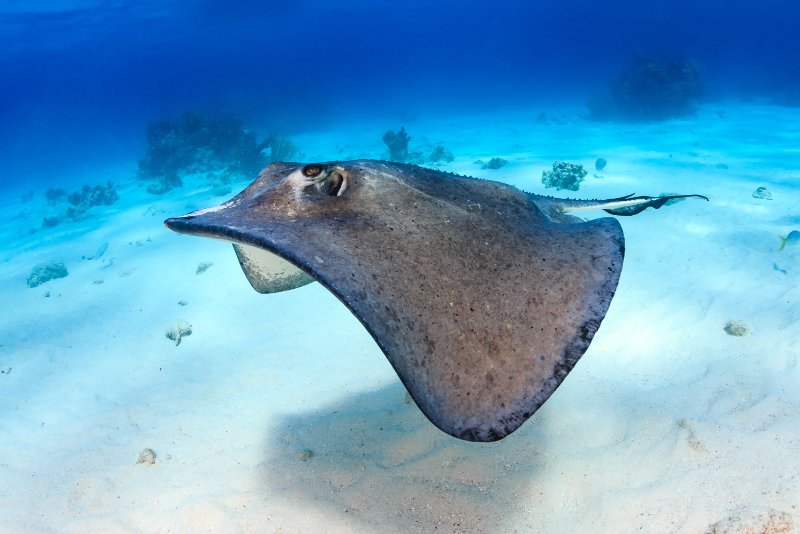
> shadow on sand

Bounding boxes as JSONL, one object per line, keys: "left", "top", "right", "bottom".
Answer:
{"left": 261, "top": 381, "right": 550, "bottom": 532}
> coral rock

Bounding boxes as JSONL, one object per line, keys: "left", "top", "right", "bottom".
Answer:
{"left": 752, "top": 186, "right": 773, "bottom": 200}
{"left": 723, "top": 320, "right": 750, "bottom": 337}
{"left": 137, "top": 448, "right": 157, "bottom": 465}
{"left": 382, "top": 127, "right": 411, "bottom": 162}
{"left": 27, "top": 261, "right": 68, "bottom": 288}
{"left": 481, "top": 157, "right": 508, "bottom": 170}
{"left": 165, "top": 320, "right": 193, "bottom": 346}
{"left": 542, "top": 161, "right": 587, "bottom": 191}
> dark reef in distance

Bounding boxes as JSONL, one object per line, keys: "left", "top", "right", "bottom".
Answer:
{"left": 589, "top": 53, "right": 703, "bottom": 121}
{"left": 137, "top": 111, "right": 298, "bottom": 194}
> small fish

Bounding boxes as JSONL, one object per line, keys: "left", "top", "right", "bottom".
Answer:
{"left": 773, "top": 262, "right": 788, "bottom": 275}
{"left": 779, "top": 230, "right": 800, "bottom": 251}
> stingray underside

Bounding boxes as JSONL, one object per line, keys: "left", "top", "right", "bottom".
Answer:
{"left": 165, "top": 161, "right": 625, "bottom": 441}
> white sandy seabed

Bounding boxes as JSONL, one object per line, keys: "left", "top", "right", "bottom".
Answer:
{"left": 0, "top": 102, "right": 798, "bottom": 534}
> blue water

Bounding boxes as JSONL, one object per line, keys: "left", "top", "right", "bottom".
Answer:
{"left": 2, "top": 2, "right": 800, "bottom": 532}
{"left": 1, "top": 0, "right": 798, "bottom": 188}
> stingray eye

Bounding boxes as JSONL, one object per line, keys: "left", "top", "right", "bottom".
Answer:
{"left": 302, "top": 163, "right": 324, "bottom": 177}
{"left": 316, "top": 169, "right": 346, "bottom": 196}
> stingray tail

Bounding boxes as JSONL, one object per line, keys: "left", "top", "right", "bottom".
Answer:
{"left": 601, "top": 194, "right": 709, "bottom": 216}
{"left": 559, "top": 194, "right": 709, "bottom": 216}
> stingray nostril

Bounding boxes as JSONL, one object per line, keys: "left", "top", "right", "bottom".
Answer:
{"left": 302, "top": 163, "right": 324, "bottom": 177}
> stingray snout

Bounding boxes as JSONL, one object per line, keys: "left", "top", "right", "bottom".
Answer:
{"left": 163, "top": 203, "right": 238, "bottom": 240}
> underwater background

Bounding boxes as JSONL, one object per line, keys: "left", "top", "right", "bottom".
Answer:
{"left": 1, "top": 1, "right": 800, "bottom": 532}
{"left": 2, "top": 0, "right": 799, "bottom": 189}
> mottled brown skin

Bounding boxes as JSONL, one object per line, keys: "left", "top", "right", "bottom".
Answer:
{"left": 165, "top": 160, "right": 624, "bottom": 441}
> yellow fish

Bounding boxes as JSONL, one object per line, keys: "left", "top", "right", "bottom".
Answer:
{"left": 779, "top": 230, "right": 800, "bottom": 251}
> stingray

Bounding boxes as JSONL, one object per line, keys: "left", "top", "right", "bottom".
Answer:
{"left": 165, "top": 160, "right": 706, "bottom": 442}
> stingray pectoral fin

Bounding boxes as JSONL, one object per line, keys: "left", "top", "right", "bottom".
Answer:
{"left": 233, "top": 243, "right": 314, "bottom": 294}
{"left": 368, "top": 217, "right": 626, "bottom": 442}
